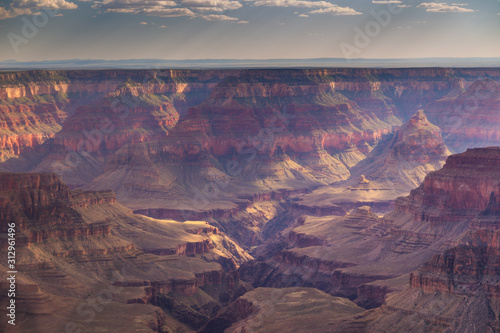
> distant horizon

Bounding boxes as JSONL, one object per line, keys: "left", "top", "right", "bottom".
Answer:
{"left": 2, "top": 56, "right": 500, "bottom": 70}
{"left": 3, "top": 56, "right": 500, "bottom": 62}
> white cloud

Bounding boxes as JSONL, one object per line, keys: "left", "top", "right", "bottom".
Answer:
{"left": 237, "top": 19, "right": 248, "bottom": 23}
{"left": 159, "top": 24, "right": 167, "bottom": 27}
{"left": 92, "top": 0, "right": 177, "bottom": 13}
{"left": 308, "top": 7, "right": 361, "bottom": 15}
{"left": 142, "top": 7, "right": 195, "bottom": 16}
{"left": 298, "top": 13, "right": 308, "bottom": 17}
{"left": 254, "top": 0, "right": 358, "bottom": 11}
{"left": 92, "top": 0, "right": 198, "bottom": 17}
{"left": 0, "top": 7, "right": 32, "bottom": 19}
{"left": 418, "top": 2, "right": 475, "bottom": 12}
{"left": 12, "top": 0, "right": 78, "bottom": 10}
{"left": 139, "top": 21, "right": 148, "bottom": 24}
{"left": 372, "top": 0, "right": 401, "bottom": 3}
{"left": 93, "top": 0, "right": 243, "bottom": 17}
{"left": 200, "top": 13, "right": 238, "bottom": 20}
{"left": 182, "top": 0, "right": 242, "bottom": 11}
{"left": 254, "top": 0, "right": 361, "bottom": 15}
{"left": 0, "top": 0, "right": 78, "bottom": 19}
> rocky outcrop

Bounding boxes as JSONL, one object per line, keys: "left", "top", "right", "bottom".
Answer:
{"left": 285, "top": 110, "right": 451, "bottom": 219}
{"left": 1, "top": 68, "right": 498, "bottom": 165}
{"left": 387, "top": 147, "right": 500, "bottom": 230}
{"left": 53, "top": 84, "right": 179, "bottom": 154}
{"left": 391, "top": 110, "right": 450, "bottom": 165}
{"left": 242, "top": 148, "right": 500, "bottom": 314}
{"left": 409, "top": 230, "right": 500, "bottom": 298}
{"left": 0, "top": 172, "right": 105, "bottom": 246}
{"left": 0, "top": 102, "right": 68, "bottom": 161}
{"left": 2, "top": 69, "right": 498, "bottom": 232}
{"left": 333, "top": 148, "right": 500, "bottom": 332}
{"left": 409, "top": 188, "right": 500, "bottom": 299}
{"left": 0, "top": 171, "right": 253, "bottom": 332}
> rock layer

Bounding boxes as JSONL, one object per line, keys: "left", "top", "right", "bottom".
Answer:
{"left": 0, "top": 172, "right": 252, "bottom": 332}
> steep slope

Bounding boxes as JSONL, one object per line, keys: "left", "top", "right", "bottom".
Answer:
{"left": 293, "top": 110, "right": 450, "bottom": 215}
{"left": 425, "top": 78, "right": 500, "bottom": 153}
{"left": 0, "top": 68, "right": 499, "bottom": 166}
{"left": 357, "top": 109, "right": 450, "bottom": 191}
{"left": 341, "top": 191, "right": 500, "bottom": 332}
{"left": 240, "top": 148, "right": 500, "bottom": 310}
{"left": 32, "top": 81, "right": 181, "bottom": 186}
{"left": 84, "top": 69, "right": 402, "bottom": 208}
{"left": 0, "top": 95, "right": 70, "bottom": 162}
{"left": 200, "top": 287, "right": 365, "bottom": 333}
{"left": 0, "top": 172, "right": 252, "bottom": 333}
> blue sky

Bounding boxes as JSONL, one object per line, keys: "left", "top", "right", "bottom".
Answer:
{"left": 0, "top": 0, "right": 499, "bottom": 61}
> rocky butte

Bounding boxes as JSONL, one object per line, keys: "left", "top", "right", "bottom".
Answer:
{"left": 0, "top": 68, "right": 499, "bottom": 332}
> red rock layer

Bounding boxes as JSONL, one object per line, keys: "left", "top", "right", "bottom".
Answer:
{"left": 0, "top": 102, "right": 68, "bottom": 161}
{"left": 0, "top": 172, "right": 113, "bottom": 247}
{"left": 410, "top": 188, "right": 500, "bottom": 298}
{"left": 389, "top": 147, "right": 500, "bottom": 228}
{"left": 410, "top": 229, "right": 500, "bottom": 298}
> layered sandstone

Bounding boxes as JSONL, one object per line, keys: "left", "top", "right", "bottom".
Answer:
{"left": 330, "top": 148, "right": 500, "bottom": 332}
{"left": 241, "top": 148, "right": 500, "bottom": 312}
{"left": 387, "top": 147, "right": 500, "bottom": 231}
{"left": 0, "top": 101, "right": 69, "bottom": 161}
{"left": 294, "top": 110, "right": 451, "bottom": 215}
{"left": 0, "top": 172, "right": 252, "bottom": 332}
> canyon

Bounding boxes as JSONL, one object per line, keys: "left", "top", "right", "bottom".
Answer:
{"left": 0, "top": 68, "right": 499, "bottom": 332}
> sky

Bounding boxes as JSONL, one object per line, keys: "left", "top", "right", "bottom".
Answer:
{"left": 0, "top": 0, "right": 499, "bottom": 61}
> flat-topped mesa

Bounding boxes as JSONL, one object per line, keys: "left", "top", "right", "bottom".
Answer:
{"left": 389, "top": 147, "right": 500, "bottom": 228}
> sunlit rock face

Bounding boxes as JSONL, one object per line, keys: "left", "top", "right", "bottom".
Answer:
{"left": 0, "top": 171, "right": 254, "bottom": 332}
